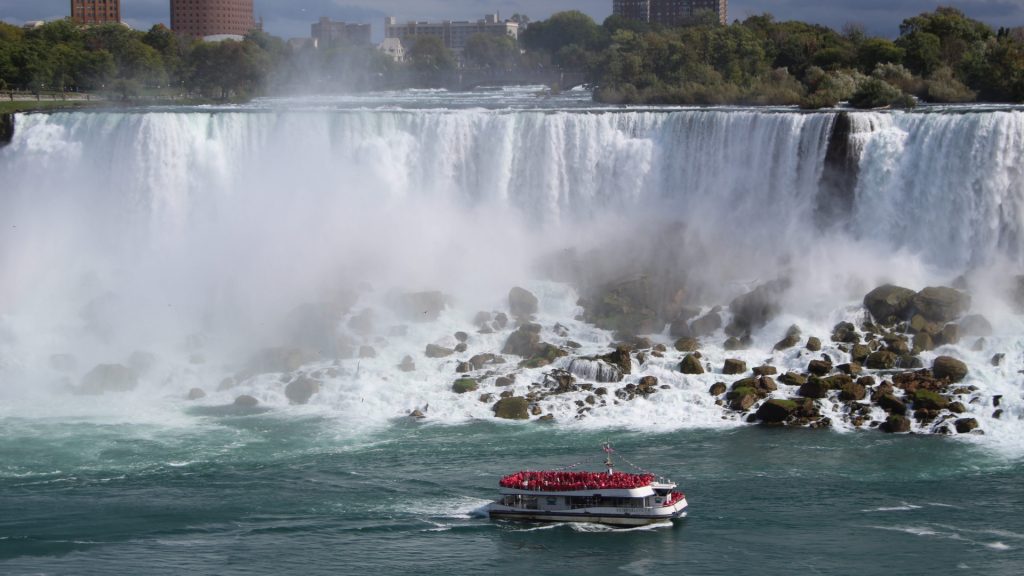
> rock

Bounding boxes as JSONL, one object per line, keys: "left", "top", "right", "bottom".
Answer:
{"left": 469, "top": 353, "right": 502, "bottom": 370}
{"left": 233, "top": 395, "right": 259, "bottom": 408}
{"left": 798, "top": 377, "right": 831, "bottom": 399}
{"left": 779, "top": 372, "right": 808, "bottom": 386}
{"left": 756, "top": 399, "right": 799, "bottom": 424}
{"left": 753, "top": 365, "right": 778, "bottom": 377}
{"left": 218, "top": 377, "right": 238, "bottom": 391}
{"left": 958, "top": 314, "right": 992, "bottom": 337}
{"left": 79, "top": 364, "right": 139, "bottom": 395}
{"left": 723, "top": 359, "right": 747, "bottom": 375}
{"left": 881, "top": 414, "right": 911, "bottom": 433}
{"left": 425, "top": 344, "right": 455, "bottom": 358}
{"left": 393, "top": 291, "right": 448, "bottom": 322}
{"left": 831, "top": 322, "right": 860, "bottom": 344}
{"left": 932, "top": 356, "right": 968, "bottom": 383}
{"left": 877, "top": 393, "right": 907, "bottom": 415}
{"left": 863, "top": 284, "right": 916, "bottom": 324}
{"left": 473, "top": 311, "right": 493, "bottom": 327}
{"left": 409, "top": 409, "right": 426, "bottom": 419}
{"left": 948, "top": 402, "right": 966, "bottom": 414}
{"left": 680, "top": 354, "right": 705, "bottom": 375}
{"left": 897, "top": 355, "right": 923, "bottom": 369}
{"left": 912, "top": 287, "right": 970, "bottom": 323}
{"left": 285, "top": 376, "right": 320, "bottom": 405}
{"left": 726, "top": 279, "right": 790, "bottom": 335}
{"left": 493, "top": 393, "right": 532, "bottom": 416}
{"left": 723, "top": 337, "right": 745, "bottom": 351}
{"left": 806, "top": 337, "right": 822, "bottom": 352}
{"left": 669, "top": 307, "right": 702, "bottom": 338}
{"left": 187, "top": 388, "right": 207, "bottom": 401}
{"left": 709, "top": 382, "right": 727, "bottom": 396}
{"left": 728, "top": 389, "right": 758, "bottom": 411}
{"left": 837, "top": 362, "right": 862, "bottom": 376}
{"left": 454, "top": 331, "right": 469, "bottom": 343}
{"left": 939, "top": 323, "right": 960, "bottom": 346}
{"left": 991, "top": 353, "right": 1005, "bottom": 367}
{"left": 495, "top": 376, "right": 515, "bottom": 387}
{"left": 690, "top": 311, "right": 723, "bottom": 337}
{"left": 774, "top": 325, "right": 802, "bottom": 351}
{"left": 913, "top": 332, "right": 935, "bottom": 353}
{"left": 452, "top": 378, "right": 479, "bottom": 394}
{"left": 955, "top": 418, "right": 979, "bottom": 434}
{"left": 865, "top": 351, "right": 898, "bottom": 370}
{"left": 479, "top": 393, "right": 495, "bottom": 403}
{"left": 600, "top": 346, "right": 633, "bottom": 376}
{"left": 674, "top": 337, "right": 699, "bottom": 352}
{"left": 839, "top": 381, "right": 867, "bottom": 401}
{"left": 850, "top": 344, "right": 871, "bottom": 363}
{"left": 359, "top": 345, "right": 377, "bottom": 359}
{"left": 494, "top": 313, "right": 509, "bottom": 329}
{"left": 454, "top": 343, "right": 468, "bottom": 353}
{"left": 398, "top": 356, "right": 416, "bottom": 372}
{"left": 580, "top": 277, "right": 661, "bottom": 336}
{"left": 807, "top": 359, "right": 832, "bottom": 376}
{"left": 502, "top": 324, "right": 542, "bottom": 357}
{"left": 456, "top": 362, "right": 472, "bottom": 373}
{"left": 508, "top": 287, "right": 539, "bottom": 319}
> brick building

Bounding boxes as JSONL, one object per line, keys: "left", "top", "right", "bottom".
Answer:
{"left": 385, "top": 14, "right": 519, "bottom": 56}
{"left": 70, "top": 0, "right": 121, "bottom": 25}
{"left": 612, "top": 0, "right": 728, "bottom": 26}
{"left": 170, "top": 0, "right": 257, "bottom": 40}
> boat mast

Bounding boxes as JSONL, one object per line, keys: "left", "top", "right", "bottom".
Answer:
{"left": 603, "top": 442, "right": 614, "bottom": 476}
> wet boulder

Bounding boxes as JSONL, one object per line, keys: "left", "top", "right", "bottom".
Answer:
{"left": 726, "top": 279, "right": 791, "bottom": 336}
{"left": 806, "top": 337, "right": 822, "bottom": 352}
{"left": 508, "top": 287, "right": 539, "bottom": 319}
{"left": 722, "top": 359, "right": 747, "bottom": 375}
{"left": 285, "top": 376, "right": 321, "bottom": 405}
{"left": 756, "top": 399, "right": 799, "bottom": 424}
{"left": 807, "top": 359, "right": 833, "bottom": 376}
{"left": 912, "top": 287, "right": 970, "bottom": 323}
{"left": 398, "top": 356, "right": 416, "bottom": 372}
{"left": 798, "top": 376, "right": 831, "bottom": 399}
{"left": 955, "top": 418, "right": 979, "bottom": 434}
{"left": 690, "top": 310, "right": 723, "bottom": 337}
{"left": 932, "top": 356, "right": 968, "bottom": 383}
{"left": 425, "top": 344, "right": 456, "bottom": 358}
{"left": 187, "top": 388, "right": 207, "bottom": 401}
{"left": 501, "top": 323, "right": 542, "bottom": 357}
{"left": 580, "top": 277, "right": 660, "bottom": 336}
{"left": 493, "top": 397, "right": 530, "bottom": 420}
{"left": 865, "top": 351, "right": 898, "bottom": 370}
{"left": 679, "top": 354, "right": 705, "bottom": 375}
{"left": 234, "top": 395, "right": 260, "bottom": 408}
{"left": 774, "top": 325, "right": 802, "bottom": 351}
{"left": 79, "top": 364, "right": 139, "bottom": 395}
{"left": 958, "top": 314, "right": 993, "bottom": 337}
{"left": 881, "top": 414, "right": 911, "bottom": 433}
{"left": 452, "top": 378, "right": 479, "bottom": 394}
{"left": 709, "top": 382, "right": 727, "bottom": 396}
{"left": 727, "top": 387, "right": 758, "bottom": 411}
{"left": 863, "top": 284, "right": 916, "bottom": 324}
{"left": 674, "top": 337, "right": 699, "bottom": 352}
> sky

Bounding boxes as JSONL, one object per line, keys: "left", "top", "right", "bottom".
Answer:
{"left": 1, "top": 0, "right": 1022, "bottom": 40}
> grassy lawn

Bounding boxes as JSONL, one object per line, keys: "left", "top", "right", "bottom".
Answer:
{"left": 0, "top": 100, "right": 105, "bottom": 114}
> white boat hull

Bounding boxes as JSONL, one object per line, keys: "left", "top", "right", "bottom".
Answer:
{"left": 487, "top": 498, "right": 688, "bottom": 527}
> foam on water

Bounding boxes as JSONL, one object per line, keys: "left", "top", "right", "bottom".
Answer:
{"left": 1, "top": 102, "right": 1024, "bottom": 453}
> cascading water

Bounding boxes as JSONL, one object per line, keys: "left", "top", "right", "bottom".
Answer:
{"left": 1, "top": 102, "right": 1022, "bottom": 447}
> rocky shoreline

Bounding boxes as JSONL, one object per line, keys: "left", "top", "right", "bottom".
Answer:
{"left": 60, "top": 274, "right": 1017, "bottom": 437}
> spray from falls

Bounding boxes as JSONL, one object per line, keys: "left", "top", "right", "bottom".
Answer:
{"left": 0, "top": 105, "right": 1022, "bottom": 440}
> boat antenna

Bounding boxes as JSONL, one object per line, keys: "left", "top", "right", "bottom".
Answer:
{"left": 602, "top": 442, "right": 615, "bottom": 476}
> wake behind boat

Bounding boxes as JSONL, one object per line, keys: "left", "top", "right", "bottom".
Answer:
{"left": 486, "top": 445, "right": 688, "bottom": 527}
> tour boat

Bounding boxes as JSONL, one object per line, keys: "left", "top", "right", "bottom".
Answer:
{"left": 486, "top": 446, "right": 687, "bottom": 527}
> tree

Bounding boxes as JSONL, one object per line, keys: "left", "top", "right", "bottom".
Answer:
{"left": 406, "top": 36, "right": 455, "bottom": 72}
{"left": 464, "top": 34, "right": 519, "bottom": 69}
{"left": 857, "top": 38, "right": 904, "bottom": 72}
{"left": 521, "top": 11, "right": 606, "bottom": 56}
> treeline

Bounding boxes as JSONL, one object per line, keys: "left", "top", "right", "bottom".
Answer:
{"left": 0, "top": 19, "right": 286, "bottom": 100}
{"left": 522, "top": 7, "right": 1024, "bottom": 107}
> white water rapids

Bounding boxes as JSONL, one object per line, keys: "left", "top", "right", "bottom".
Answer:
{"left": 1, "top": 102, "right": 1022, "bottom": 450}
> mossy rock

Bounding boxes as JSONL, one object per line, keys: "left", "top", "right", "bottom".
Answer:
{"left": 679, "top": 353, "right": 704, "bottom": 375}
{"left": 756, "top": 399, "right": 799, "bottom": 423}
{"left": 723, "top": 359, "right": 747, "bottom": 375}
{"left": 492, "top": 396, "right": 530, "bottom": 420}
{"left": 452, "top": 378, "right": 479, "bottom": 394}
{"left": 912, "top": 389, "right": 949, "bottom": 411}
{"left": 798, "top": 377, "right": 831, "bottom": 399}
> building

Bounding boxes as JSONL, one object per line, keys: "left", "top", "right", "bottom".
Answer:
{"left": 170, "top": 0, "right": 258, "bottom": 40}
{"left": 70, "top": 0, "right": 121, "bottom": 25}
{"left": 312, "top": 17, "right": 372, "bottom": 49}
{"left": 384, "top": 14, "right": 518, "bottom": 55}
{"left": 612, "top": 0, "right": 727, "bottom": 26}
{"left": 378, "top": 37, "right": 405, "bottom": 62}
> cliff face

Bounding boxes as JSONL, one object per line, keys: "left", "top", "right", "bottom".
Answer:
{"left": 0, "top": 114, "right": 13, "bottom": 148}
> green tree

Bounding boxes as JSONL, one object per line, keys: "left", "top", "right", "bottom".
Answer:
{"left": 406, "top": 36, "right": 456, "bottom": 72}
{"left": 464, "top": 34, "right": 519, "bottom": 69}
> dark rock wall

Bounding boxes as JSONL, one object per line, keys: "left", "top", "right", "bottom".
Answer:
{"left": 816, "top": 112, "right": 860, "bottom": 226}
{"left": 0, "top": 113, "right": 13, "bottom": 148}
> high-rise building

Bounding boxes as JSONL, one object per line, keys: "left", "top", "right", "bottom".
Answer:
{"left": 70, "top": 0, "right": 121, "bottom": 25}
{"left": 312, "top": 17, "right": 372, "bottom": 49}
{"left": 170, "top": 0, "right": 257, "bottom": 40}
{"left": 612, "top": 0, "right": 728, "bottom": 26}
{"left": 385, "top": 14, "right": 518, "bottom": 55}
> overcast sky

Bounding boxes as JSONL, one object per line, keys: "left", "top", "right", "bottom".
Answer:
{"left": 1, "top": 1, "right": 1021, "bottom": 40}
